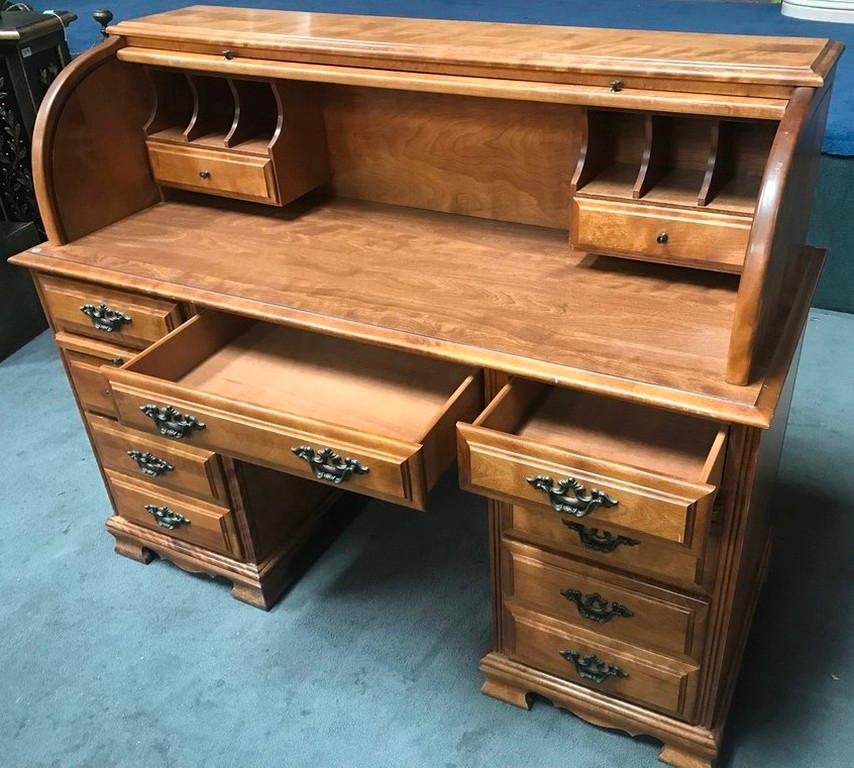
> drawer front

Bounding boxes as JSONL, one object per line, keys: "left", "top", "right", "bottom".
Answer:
{"left": 504, "top": 504, "right": 709, "bottom": 590}
{"left": 108, "top": 382, "right": 428, "bottom": 509}
{"left": 459, "top": 425, "right": 715, "bottom": 550}
{"left": 503, "top": 541, "right": 707, "bottom": 659}
{"left": 89, "top": 415, "right": 228, "bottom": 504}
{"left": 106, "top": 470, "right": 242, "bottom": 558}
{"left": 40, "top": 276, "right": 183, "bottom": 349}
{"left": 571, "top": 197, "right": 750, "bottom": 272}
{"left": 65, "top": 350, "right": 118, "bottom": 417}
{"left": 147, "top": 142, "right": 279, "bottom": 204}
{"left": 504, "top": 604, "right": 699, "bottom": 718}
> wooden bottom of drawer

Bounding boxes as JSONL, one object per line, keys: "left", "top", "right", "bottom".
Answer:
{"left": 106, "top": 469, "right": 242, "bottom": 559}
{"left": 503, "top": 602, "right": 700, "bottom": 719}
{"left": 503, "top": 540, "right": 708, "bottom": 660}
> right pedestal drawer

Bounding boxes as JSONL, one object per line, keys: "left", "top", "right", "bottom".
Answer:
{"left": 458, "top": 380, "right": 727, "bottom": 590}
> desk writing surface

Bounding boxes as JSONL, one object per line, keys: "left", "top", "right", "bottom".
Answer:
{"left": 24, "top": 195, "right": 780, "bottom": 422}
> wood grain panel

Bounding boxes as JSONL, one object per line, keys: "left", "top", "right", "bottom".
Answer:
{"left": 324, "top": 86, "right": 579, "bottom": 228}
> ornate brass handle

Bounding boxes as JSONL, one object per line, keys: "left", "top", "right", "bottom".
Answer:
{"left": 560, "top": 650, "right": 628, "bottom": 684}
{"left": 140, "top": 404, "right": 206, "bottom": 440}
{"left": 127, "top": 450, "right": 174, "bottom": 478}
{"left": 80, "top": 303, "right": 132, "bottom": 333}
{"left": 144, "top": 504, "right": 190, "bottom": 530}
{"left": 563, "top": 521, "right": 639, "bottom": 553}
{"left": 527, "top": 475, "right": 617, "bottom": 518}
{"left": 291, "top": 445, "right": 369, "bottom": 484}
{"left": 560, "top": 589, "right": 634, "bottom": 624}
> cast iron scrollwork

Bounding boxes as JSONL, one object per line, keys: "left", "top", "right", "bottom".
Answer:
{"left": 140, "top": 404, "right": 206, "bottom": 440}
{"left": 0, "top": 72, "right": 38, "bottom": 223}
{"left": 127, "top": 450, "right": 174, "bottom": 478}
{"left": 559, "top": 650, "right": 628, "bottom": 684}
{"left": 560, "top": 588, "right": 634, "bottom": 624}
{"left": 527, "top": 475, "right": 617, "bottom": 518}
{"left": 144, "top": 504, "right": 190, "bottom": 530}
{"left": 80, "top": 303, "right": 132, "bottom": 333}
{"left": 562, "top": 521, "right": 640, "bottom": 553}
{"left": 291, "top": 445, "right": 369, "bottom": 484}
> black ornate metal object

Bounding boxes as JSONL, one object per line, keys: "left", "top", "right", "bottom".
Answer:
{"left": 560, "top": 588, "right": 634, "bottom": 624}
{"left": 140, "top": 404, "right": 206, "bottom": 440}
{"left": 291, "top": 445, "right": 369, "bottom": 484}
{"left": 144, "top": 504, "right": 190, "bottom": 530}
{"left": 127, "top": 450, "right": 174, "bottom": 478}
{"left": 527, "top": 475, "right": 617, "bottom": 518}
{"left": 0, "top": 70, "right": 37, "bottom": 224}
{"left": 563, "top": 521, "right": 640, "bottom": 553}
{"left": 80, "top": 303, "right": 132, "bottom": 332}
{"left": 560, "top": 650, "right": 628, "bottom": 684}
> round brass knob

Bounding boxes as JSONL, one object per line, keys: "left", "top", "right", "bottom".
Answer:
{"left": 199, "top": 170, "right": 211, "bottom": 180}
{"left": 656, "top": 231, "right": 669, "bottom": 245}
{"left": 609, "top": 79, "right": 624, "bottom": 92}
{"left": 222, "top": 49, "right": 235, "bottom": 60}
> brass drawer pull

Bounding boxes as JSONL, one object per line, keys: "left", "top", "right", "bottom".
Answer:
{"left": 80, "top": 303, "right": 132, "bottom": 333}
{"left": 656, "top": 231, "right": 669, "bottom": 245}
{"left": 527, "top": 475, "right": 617, "bottom": 517}
{"left": 140, "top": 404, "right": 206, "bottom": 440}
{"left": 560, "top": 588, "right": 634, "bottom": 624}
{"left": 292, "top": 445, "right": 369, "bottom": 484}
{"left": 199, "top": 169, "right": 211, "bottom": 180}
{"left": 127, "top": 450, "right": 174, "bottom": 478}
{"left": 609, "top": 79, "right": 623, "bottom": 92}
{"left": 563, "top": 521, "right": 639, "bottom": 553}
{"left": 560, "top": 650, "right": 628, "bottom": 683}
{"left": 144, "top": 504, "right": 190, "bottom": 530}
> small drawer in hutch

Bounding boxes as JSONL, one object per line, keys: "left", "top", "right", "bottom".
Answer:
{"left": 502, "top": 539, "right": 708, "bottom": 659}
{"left": 39, "top": 275, "right": 184, "bottom": 349}
{"left": 88, "top": 414, "right": 229, "bottom": 504}
{"left": 106, "top": 469, "right": 242, "bottom": 558}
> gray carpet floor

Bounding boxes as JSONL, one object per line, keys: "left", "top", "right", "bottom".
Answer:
{"left": 1, "top": 310, "right": 851, "bottom": 768}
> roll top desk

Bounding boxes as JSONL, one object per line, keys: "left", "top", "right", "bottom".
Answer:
{"left": 11, "top": 7, "right": 841, "bottom": 767}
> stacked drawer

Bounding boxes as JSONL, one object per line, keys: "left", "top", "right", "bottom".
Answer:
{"left": 38, "top": 275, "right": 243, "bottom": 558}
{"left": 458, "top": 378, "right": 727, "bottom": 721}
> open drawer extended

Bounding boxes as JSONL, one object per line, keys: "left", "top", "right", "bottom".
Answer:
{"left": 103, "top": 312, "right": 482, "bottom": 510}
{"left": 458, "top": 380, "right": 727, "bottom": 555}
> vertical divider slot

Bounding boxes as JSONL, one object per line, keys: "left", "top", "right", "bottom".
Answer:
{"left": 698, "top": 120, "right": 723, "bottom": 207}
{"left": 185, "top": 74, "right": 237, "bottom": 145}
{"left": 144, "top": 68, "right": 194, "bottom": 141}
{"left": 226, "top": 79, "right": 279, "bottom": 153}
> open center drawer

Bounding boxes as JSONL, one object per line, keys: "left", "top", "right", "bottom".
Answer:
{"left": 457, "top": 380, "right": 727, "bottom": 555}
{"left": 103, "top": 312, "right": 482, "bottom": 510}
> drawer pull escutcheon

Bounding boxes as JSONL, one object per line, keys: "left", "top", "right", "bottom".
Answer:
{"left": 560, "top": 589, "right": 634, "bottom": 624}
{"left": 140, "top": 404, "right": 206, "bottom": 440}
{"left": 144, "top": 504, "right": 190, "bottom": 530}
{"left": 560, "top": 650, "right": 628, "bottom": 683}
{"left": 127, "top": 450, "right": 175, "bottom": 478}
{"left": 563, "top": 521, "right": 640, "bottom": 553}
{"left": 292, "top": 445, "right": 369, "bottom": 484}
{"left": 80, "top": 303, "right": 132, "bottom": 333}
{"left": 527, "top": 475, "right": 617, "bottom": 517}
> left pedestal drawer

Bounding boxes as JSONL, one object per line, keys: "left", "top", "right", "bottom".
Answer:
{"left": 105, "top": 469, "right": 242, "bottom": 558}
{"left": 88, "top": 414, "right": 229, "bottom": 504}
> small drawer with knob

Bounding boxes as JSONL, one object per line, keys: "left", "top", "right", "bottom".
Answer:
{"left": 38, "top": 275, "right": 184, "bottom": 349}
{"left": 502, "top": 601, "right": 700, "bottom": 719}
{"left": 56, "top": 333, "right": 131, "bottom": 417}
{"left": 501, "top": 539, "right": 708, "bottom": 660}
{"left": 146, "top": 141, "right": 280, "bottom": 205}
{"left": 457, "top": 379, "right": 727, "bottom": 589}
{"left": 105, "top": 469, "right": 242, "bottom": 558}
{"left": 570, "top": 197, "right": 750, "bottom": 273}
{"left": 87, "top": 414, "right": 229, "bottom": 504}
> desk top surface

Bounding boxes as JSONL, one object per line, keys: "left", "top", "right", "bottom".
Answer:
{"left": 17, "top": 196, "right": 817, "bottom": 428}
{"left": 109, "top": 5, "right": 839, "bottom": 88}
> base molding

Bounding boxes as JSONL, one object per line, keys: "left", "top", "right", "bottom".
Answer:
{"left": 480, "top": 652, "right": 719, "bottom": 768}
{"left": 106, "top": 513, "right": 320, "bottom": 610}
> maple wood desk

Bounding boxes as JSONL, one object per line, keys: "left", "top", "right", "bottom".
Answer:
{"left": 11, "top": 7, "right": 842, "bottom": 767}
